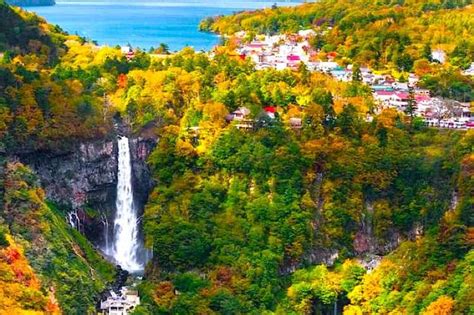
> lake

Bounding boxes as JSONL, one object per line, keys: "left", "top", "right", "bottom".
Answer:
{"left": 26, "top": 0, "right": 302, "bottom": 51}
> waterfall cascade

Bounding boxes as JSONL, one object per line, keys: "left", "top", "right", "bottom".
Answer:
{"left": 106, "top": 136, "right": 145, "bottom": 272}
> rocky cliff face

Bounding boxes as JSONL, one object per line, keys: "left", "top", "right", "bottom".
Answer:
{"left": 17, "top": 136, "right": 157, "bottom": 250}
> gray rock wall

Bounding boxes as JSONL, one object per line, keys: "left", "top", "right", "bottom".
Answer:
{"left": 18, "top": 136, "right": 157, "bottom": 249}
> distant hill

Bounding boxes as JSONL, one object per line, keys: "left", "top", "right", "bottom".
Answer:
{"left": 6, "top": 0, "right": 55, "bottom": 6}
{"left": 0, "top": 0, "right": 65, "bottom": 60}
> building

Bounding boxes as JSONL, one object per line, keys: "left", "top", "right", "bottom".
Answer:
{"left": 100, "top": 288, "right": 140, "bottom": 315}
{"left": 230, "top": 107, "right": 251, "bottom": 121}
{"left": 463, "top": 63, "right": 474, "bottom": 76}
{"left": 289, "top": 117, "right": 302, "bottom": 129}
{"left": 264, "top": 106, "right": 276, "bottom": 119}
{"left": 298, "top": 29, "right": 316, "bottom": 39}
{"left": 431, "top": 49, "right": 446, "bottom": 64}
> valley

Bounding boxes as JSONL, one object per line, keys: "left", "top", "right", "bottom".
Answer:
{"left": 0, "top": 0, "right": 473, "bottom": 314}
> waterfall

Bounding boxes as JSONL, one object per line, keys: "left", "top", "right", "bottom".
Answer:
{"left": 111, "top": 136, "right": 144, "bottom": 272}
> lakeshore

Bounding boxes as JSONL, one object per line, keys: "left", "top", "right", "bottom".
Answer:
{"left": 25, "top": 0, "right": 303, "bottom": 51}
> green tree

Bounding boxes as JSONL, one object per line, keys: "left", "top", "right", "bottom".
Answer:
{"left": 352, "top": 63, "right": 362, "bottom": 82}
{"left": 152, "top": 219, "right": 211, "bottom": 271}
{"left": 404, "top": 85, "right": 417, "bottom": 125}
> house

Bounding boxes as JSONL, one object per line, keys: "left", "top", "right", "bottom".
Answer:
{"left": 392, "top": 92, "right": 410, "bottom": 109}
{"left": 246, "top": 42, "right": 267, "bottom": 53}
{"left": 431, "top": 49, "right": 446, "bottom": 64}
{"left": 362, "top": 73, "right": 376, "bottom": 84}
{"left": 408, "top": 74, "right": 419, "bottom": 85}
{"left": 313, "top": 61, "right": 339, "bottom": 72}
{"left": 287, "top": 54, "right": 301, "bottom": 63}
{"left": 264, "top": 106, "right": 276, "bottom": 119}
{"left": 298, "top": 29, "right": 316, "bottom": 39}
{"left": 226, "top": 107, "right": 253, "bottom": 129}
{"left": 371, "top": 85, "right": 394, "bottom": 92}
{"left": 463, "top": 63, "right": 474, "bottom": 76}
{"left": 373, "top": 90, "right": 395, "bottom": 103}
{"left": 415, "top": 88, "right": 430, "bottom": 97}
{"left": 289, "top": 117, "right": 302, "bottom": 129}
{"left": 125, "top": 52, "right": 135, "bottom": 61}
{"left": 100, "top": 288, "right": 140, "bottom": 315}
{"left": 229, "top": 107, "right": 250, "bottom": 121}
{"left": 391, "top": 82, "right": 409, "bottom": 91}
{"left": 121, "top": 45, "right": 133, "bottom": 54}
{"left": 330, "top": 68, "right": 352, "bottom": 81}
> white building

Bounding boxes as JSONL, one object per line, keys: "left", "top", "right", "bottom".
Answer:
{"left": 463, "top": 63, "right": 474, "bottom": 76}
{"left": 298, "top": 29, "right": 316, "bottom": 38}
{"left": 100, "top": 288, "right": 140, "bottom": 315}
{"left": 431, "top": 49, "right": 446, "bottom": 64}
{"left": 121, "top": 45, "right": 133, "bottom": 54}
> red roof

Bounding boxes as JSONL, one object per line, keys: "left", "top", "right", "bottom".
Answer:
{"left": 287, "top": 55, "right": 301, "bottom": 61}
{"left": 415, "top": 96, "right": 430, "bottom": 102}
{"left": 395, "top": 92, "right": 409, "bottom": 99}
{"left": 375, "top": 91, "right": 395, "bottom": 96}
{"left": 264, "top": 106, "right": 276, "bottom": 113}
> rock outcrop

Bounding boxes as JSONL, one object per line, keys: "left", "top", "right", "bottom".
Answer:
{"left": 18, "top": 135, "right": 157, "bottom": 249}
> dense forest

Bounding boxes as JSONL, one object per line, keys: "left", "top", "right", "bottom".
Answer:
{"left": 131, "top": 51, "right": 472, "bottom": 314}
{"left": 0, "top": 2, "right": 116, "bottom": 313}
{"left": 0, "top": 0, "right": 472, "bottom": 314}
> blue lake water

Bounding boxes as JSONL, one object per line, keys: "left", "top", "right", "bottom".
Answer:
{"left": 27, "top": 0, "right": 302, "bottom": 51}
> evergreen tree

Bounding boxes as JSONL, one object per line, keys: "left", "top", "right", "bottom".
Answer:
{"left": 422, "top": 42, "right": 432, "bottom": 62}
{"left": 352, "top": 63, "right": 362, "bottom": 82}
{"left": 405, "top": 84, "right": 417, "bottom": 128}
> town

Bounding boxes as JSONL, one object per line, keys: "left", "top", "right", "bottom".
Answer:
{"left": 227, "top": 30, "right": 474, "bottom": 130}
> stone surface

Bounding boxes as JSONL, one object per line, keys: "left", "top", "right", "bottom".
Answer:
{"left": 18, "top": 135, "right": 157, "bottom": 250}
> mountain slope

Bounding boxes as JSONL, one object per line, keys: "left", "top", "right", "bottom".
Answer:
{"left": 1, "top": 161, "right": 116, "bottom": 313}
{"left": 0, "top": 0, "right": 472, "bottom": 313}
{"left": 0, "top": 0, "right": 63, "bottom": 59}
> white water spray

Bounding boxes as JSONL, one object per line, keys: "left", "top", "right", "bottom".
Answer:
{"left": 111, "top": 136, "right": 144, "bottom": 272}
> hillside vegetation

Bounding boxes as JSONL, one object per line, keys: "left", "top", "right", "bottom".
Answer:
{"left": 0, "top": 4, "right": 122, "bottom": 155}
{"left": 0, "top": 0, "right": 472, "bottom": 314}
{"left": 123, "top": 50, "right": 473, "bottom": 314}
{"left": 1, "top": 161, "right": 116, "bottom": 313}
{"left": 0, "top": 3, "right": 116, "bottom": 313}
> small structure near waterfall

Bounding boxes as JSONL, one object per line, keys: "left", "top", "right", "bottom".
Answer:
{"left": 99, "top": 287, "right": 140, "bottom": 315}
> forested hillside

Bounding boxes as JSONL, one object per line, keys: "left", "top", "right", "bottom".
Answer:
{"left": 0, "top": 3, "right": 116, "bottom": 313}
{"left": 0, "top": 0, "right": 62, "bottom": 59}
{"left": 122, "top": 50, "right": 472, "bottom": 314}
{"left": 1, "top": 161, "right": 116, "bottom": 313}
{"left": 0, "top": 0, "right": 472, "bottom": 314}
